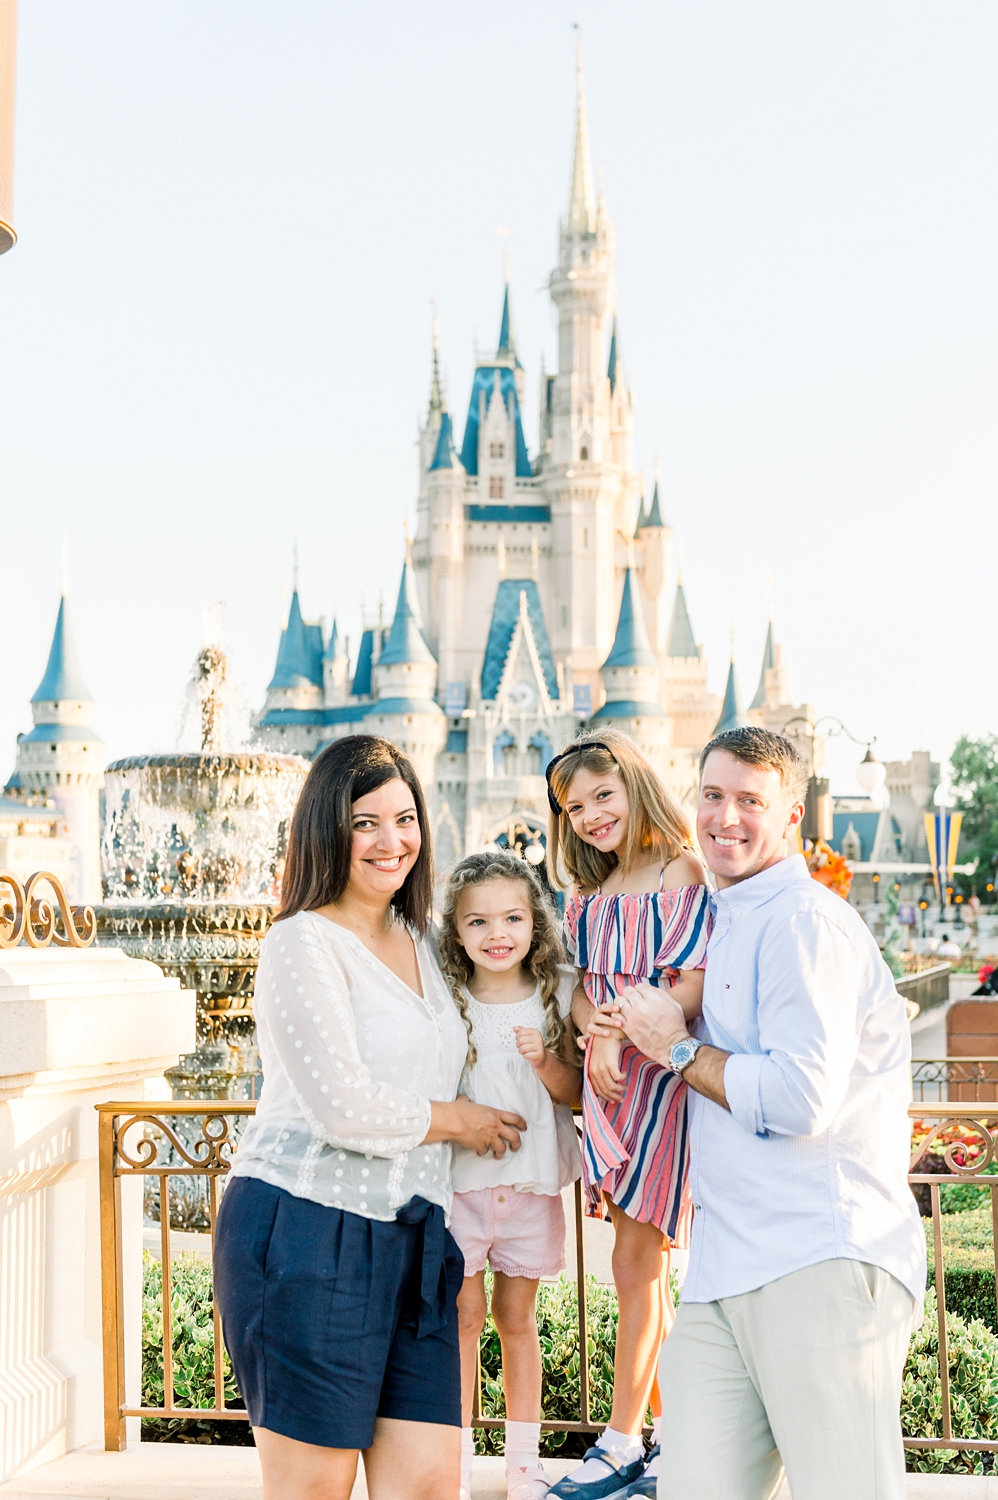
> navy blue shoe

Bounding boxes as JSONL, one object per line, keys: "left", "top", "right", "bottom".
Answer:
{"left": 546, "top": 1446, "right": 647, "bottom": 1500}
{"left": 622, "top": 1444, "right": 659, "bottom": 1497}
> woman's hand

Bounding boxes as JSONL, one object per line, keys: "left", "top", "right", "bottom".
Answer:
{"left": 586, "top": 1034, "right": 625, "bottom": 1103}
{"left": 436, "top": 1096, "right": 526, "bottom": 1157}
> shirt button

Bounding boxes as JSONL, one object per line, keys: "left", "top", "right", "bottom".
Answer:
{"left": 497, "top": 1194, "right": 506, "bottom": 1203}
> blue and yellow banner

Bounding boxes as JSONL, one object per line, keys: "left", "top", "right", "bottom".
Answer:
{"left": 924, "top": 810, "right": 963, "bottom": 898}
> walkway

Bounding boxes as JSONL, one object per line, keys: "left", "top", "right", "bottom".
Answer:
{"left": 0, "top": 1445, "right": 991, "bottom": 1498}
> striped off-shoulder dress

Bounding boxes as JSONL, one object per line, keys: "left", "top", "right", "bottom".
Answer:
{"left": 564, "top": 878, "right": 712, "bottom": 1241}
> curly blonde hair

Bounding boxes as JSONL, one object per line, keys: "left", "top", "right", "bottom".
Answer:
{"left": 438, "top": 849, "right": 570, "bottom": 1069}
{"left": 546, "top": 728, "right": 692, "bottom": 893}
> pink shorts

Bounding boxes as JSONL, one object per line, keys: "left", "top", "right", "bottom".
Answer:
{"left": 449, "top": 1186, "right": 566, "bottom": 1280}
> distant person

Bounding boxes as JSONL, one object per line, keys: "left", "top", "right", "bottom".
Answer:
{"left": 596, "top": 728, "right": 925, "bottom": 1500}
{"left": 544, "top": 730, "right": 711, "bottom": 1500}
{"left": 213, "top": 736, "right": 525, "bottom": 1500}
{"left": 439, "top": 850, "right": 581, "bottom": 1500}
{"left": 937, "top": 932, "right": 961, "bottom": 958}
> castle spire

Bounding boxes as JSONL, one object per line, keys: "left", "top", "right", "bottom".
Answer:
{"left": 427, "top": 308, "right": 444, "bottom": 420}
{"left": 749, "top": 618, "right": 777, "bottom": 711}
{"left": 607, "top": 313, "right": 621, "bottom": 393}
{"left": 602, "top": 567, "right": 656, "bottom": 669}
{"left": 379, "top": 557, "right": 435, "bottom": 666}
{"left": 713, "top": 657, "right": 748, "bottom": 736}
{"left": 567, "top": 31, "right": 596, "bottom": 235}
{"left": 32, "top": 593, "right": 93, "bottom": 704}
{"left": 666, "top": 581, "right": 699, "bottom": 659}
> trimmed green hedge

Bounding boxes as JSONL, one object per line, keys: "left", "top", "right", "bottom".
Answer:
{"left": 925, "top": 1207, "right": 997, "bottom": 1335}
{"left": 142, "top": 1249, "right": 998, "bottom": 1472}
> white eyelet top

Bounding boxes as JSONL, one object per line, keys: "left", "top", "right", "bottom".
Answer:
{"left": 230, "top": 909, "right": 468, "bottom": 1221}
{"left": 451, "top": 966, "right": 581, "bottom": 1197}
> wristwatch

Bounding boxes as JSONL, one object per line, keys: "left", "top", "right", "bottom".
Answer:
{"left": 669, "top": 1036, "right": 704, "bottom": 1074}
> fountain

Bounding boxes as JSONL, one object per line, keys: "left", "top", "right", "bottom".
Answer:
{"left": 97, "top": 640, "right": 307, "bottom": 1100}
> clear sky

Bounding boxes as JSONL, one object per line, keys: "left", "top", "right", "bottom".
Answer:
{"left": 2, "top": 1, "right": 996, "bottom": 794}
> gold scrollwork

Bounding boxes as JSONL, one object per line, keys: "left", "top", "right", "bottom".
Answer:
{"left": 0, "top": 870, "right": 95, "bottom": 950}
{"left": 115, "top": 1111, "right": 237, "bottom": 1173}
{"left": 910, "top": 1114, "right": 998, "bottom": 1175}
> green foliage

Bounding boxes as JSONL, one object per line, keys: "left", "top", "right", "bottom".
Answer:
{"left": 141, "top": 1251, "right": 252, "bottom": 1445}
{"left": 925, "top": 1207, "right": 997, "bottom": 1334}
{"left": 903, "top": 1291, "right": 998, "bottom": 1473}
{"left": 950, "top": 734, "right": 998, "bottom": 887}
{"left": 940, "top": 1165, "right": 998, "bottom": 1215}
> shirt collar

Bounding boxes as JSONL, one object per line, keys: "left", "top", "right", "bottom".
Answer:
{"left": 711, "top": 853, "right": 810, "bottom": 914}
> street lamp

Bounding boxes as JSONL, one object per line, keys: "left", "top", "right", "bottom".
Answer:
{"left": 918, "top": 898, "right": 929, "bottom": 938}
{"left": 780, "top": 715, "right": 885, "bottom": 845}
{"left": 872, "top": 873, "right": 880, "bottom": 903}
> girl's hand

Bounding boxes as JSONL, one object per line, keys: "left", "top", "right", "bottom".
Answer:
{"left": 513, "top": 1025, "right": 547, "bottom": 1070}
{"left": 587, "top": 1034, "right": 625, "bottom": 1103}
{"left": 584, "top": 1009, "right": 626, "bottom": 1043}
{"left": 443, "top": 1096, "right": 527, "bottom": 1157}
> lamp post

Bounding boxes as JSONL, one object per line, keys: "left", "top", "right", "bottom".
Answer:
{"left": 918, "top": 898, "right": 928, "bottom": 938}
{"left": 780, "top": 715, "right": 885, "bottom": 845}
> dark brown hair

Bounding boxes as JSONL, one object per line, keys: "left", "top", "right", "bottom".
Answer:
{"left": 276, "top": 735, "right": 433, "bottom": 933}
{"left": 698, "top": 726, "right": 809, "bottom": 804}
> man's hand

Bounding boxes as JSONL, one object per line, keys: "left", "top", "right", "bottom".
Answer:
{"left": 607, "top": 981, "right": 688, "bottom": 1068}
{"left": 513, "top": 1025, "right": 547, "bottom": 1070}
{"left": 587, "top": 1034, "right": 626, "bottom": 1102}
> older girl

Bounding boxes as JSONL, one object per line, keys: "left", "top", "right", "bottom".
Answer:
{"left": 545, "top": 730, "right": 710, "bottom": 1500}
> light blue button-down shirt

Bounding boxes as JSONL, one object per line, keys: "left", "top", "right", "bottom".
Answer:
{"left": 683, "top": 855, "right": 926, "bottom": 1308}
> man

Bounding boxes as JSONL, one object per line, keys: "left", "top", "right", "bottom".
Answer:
{"left": 609, "top": 727, "right": 925, "bottom": 1500}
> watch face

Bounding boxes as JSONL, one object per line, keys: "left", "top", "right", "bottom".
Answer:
{"left": 671, "top": 1038, "right": 697, "bottom": 1071}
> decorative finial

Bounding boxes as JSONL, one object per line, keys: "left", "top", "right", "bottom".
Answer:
{"left": 654, "top": 452, "right": 660, "bottom": 483}
{"left": 729, "top": 624, "right": 736, "bottom": 659}
{"left": 292, "top": 538, "right": 300, "bottom": 593}
{"left": 497, "top": 225, "right": 511, "bottom": 285}
{"left": 765, "top": 575, "right": 774, "bottom": 620}
{"left": 60, "top": 532, "right": 68, "bottom": 596}
{"left": 676, "top": 546, "right": 684, "bottom": 586}
{"left": 403, "top": 514, "right": 412, "bottom": 556}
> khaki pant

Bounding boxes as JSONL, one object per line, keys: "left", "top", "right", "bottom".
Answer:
{"left": 657, "top": 1259, "right": 916, "bottom": 1500}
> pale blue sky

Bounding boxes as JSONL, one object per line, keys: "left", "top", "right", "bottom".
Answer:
{"left": 2, "top": 2, "right": 996, "bottom": 791}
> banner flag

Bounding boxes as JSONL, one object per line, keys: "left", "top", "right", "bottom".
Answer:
{"left": 923, "top": 810, "right": 963, "bottom": 898}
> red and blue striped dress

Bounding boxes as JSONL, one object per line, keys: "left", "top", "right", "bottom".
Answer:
{"left": 564, "top": 880, "right": 712, "bottom": 1242}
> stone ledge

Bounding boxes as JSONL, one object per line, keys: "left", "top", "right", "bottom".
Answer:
{"left": 0, "top": 1445, "right": 988, "bottom": 1500}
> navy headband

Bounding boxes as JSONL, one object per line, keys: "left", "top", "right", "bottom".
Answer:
{"left": 544, "top": 742, "right": 615, "bottom": 816}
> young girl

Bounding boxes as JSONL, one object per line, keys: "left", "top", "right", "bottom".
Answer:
{"left": 544, "top": 730, "right": 710, "bottom": 1500}
{"left": 440, "top": 849, "right": 582, "bottom": 1500}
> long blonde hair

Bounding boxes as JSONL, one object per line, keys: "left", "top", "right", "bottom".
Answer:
{"left": 546, "top": 728, "right": 692, "bottom": 893}
{"left": 438, "top": 849, "right": 569, "bottom": 1068}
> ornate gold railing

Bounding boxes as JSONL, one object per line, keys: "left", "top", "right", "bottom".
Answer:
{"left": 96, "top": 1102, "right": 998, "bottom": 1457}
{"left": 0, "top": 869, "right": 95, "bottom": 948}
{"left": 911, "top": 1058, "right": 998, "bottom": 1103}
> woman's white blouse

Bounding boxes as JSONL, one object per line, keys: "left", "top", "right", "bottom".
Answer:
{"left": 230, "top": 909, "right": 468, "bottom": 1221}
{"left": 452, "top": 968, "right": 581, "bottom": 1197}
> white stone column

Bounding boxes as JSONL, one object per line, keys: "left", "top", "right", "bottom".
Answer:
{"left": 0, "top": 947, "right": 195, "bottom": 1485}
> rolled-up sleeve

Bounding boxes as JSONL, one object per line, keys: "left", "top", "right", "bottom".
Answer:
{"left": 257, "top": 918, "right": 432, "bottom": 1157}
{"left": 722, "top": 911, "right": 862, "bottom": 1138}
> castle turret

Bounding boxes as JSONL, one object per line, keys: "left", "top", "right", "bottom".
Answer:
{"left": 712, "top": 658, "right": 749, "bottom": 737}
{"left": 634, "top": 477, "right": 669, "bottom": 649}
{"left": 748, "top": 615, "right": 793, "bottom": 726}
{"left": 369, "top": 556, "right": 446, "bottom": 790}
{"left": 14, "top": 594, "right": 104, "bottom": 901}
{"left": 592, "top": 568, "right": 668, "bottom": 760}
{"left": 607, "top": 314, "right": 634, "bottom": 473}
{"left": 263, "top": 590, "right": 324, "bottom": 716}
{"left": 322, "top": 618, "right": 350, "bottom": 706}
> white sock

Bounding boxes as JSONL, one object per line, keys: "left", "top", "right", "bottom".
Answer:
{"left": 569, "top": 1425, "right": 644, "bottom": 1482}
{"left": 461, "top": 1427, "right": 474, "bottom": 1496}
{"left": 505, "top": 1418, "right": 542, "bottom": 1474}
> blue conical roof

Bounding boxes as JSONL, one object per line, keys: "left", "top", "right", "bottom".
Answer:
{"left": 645, "top": 480, "right": 665, "bottom": 528}
{"left": 633, "top": 494, "right": 647, "bottom": 536}
{"left": 666, "top": 582, "right": 699, "bottom": 659}
{"left": 323, "top": 617, "right": 343, "bottom": 664}
{"left": 607, "top": 316, "right": 620, "bottom": 393}
{"left": 429, "top": 410, "right": 462, "bottom": 471}
{"left": 268, "top": 591, "right": 323, "bottom": 690}
{"left": 32, "top": 595, "right": 93, "bottom": 703}
{"left": 602, "top": 569, "right": 656, "bottom": 670}
{"left": 378, "top": 560, "right": 435, "bottom": 666}
{"left": 713, "top": 660, "right": 748, "bottom": 736}
{"left": 496, "top": 283, "right": 523, "bottom": 369}
{"left": 749, "top": 619, "right": 776, "bottom": 710}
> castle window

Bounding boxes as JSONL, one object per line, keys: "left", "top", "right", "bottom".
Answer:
{"left": 580, "top": 446, "right": 589, "bottom": 460}
{"left": 489, "top": 442, "right": 505, "bottom": 459}
{"left": 488, "top": 475, "right": 504, "bottom": 499}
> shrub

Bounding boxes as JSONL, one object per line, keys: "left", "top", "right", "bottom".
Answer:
{"left": 903, "top": 1290, "right": 998, "bottom": 1474}
{"left": 141, "top": 1251, "right": 252, "bottom": 1445}
{"left": 925, "top": 1207, "right": 997, "bottom": 1335}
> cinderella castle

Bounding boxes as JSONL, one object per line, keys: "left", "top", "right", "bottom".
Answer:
{"left": 4, "top": 56, "right": 815, "bottom": 897}
{"left": 249, "top": 56, "right": 812, "bottom": 867}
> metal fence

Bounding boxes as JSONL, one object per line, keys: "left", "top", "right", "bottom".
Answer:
{"left": 911, "top": 1058, "right": 998, "bottom": 1103}
{"left": 97, "top": 1101, "right": 998, "bottom": 1458}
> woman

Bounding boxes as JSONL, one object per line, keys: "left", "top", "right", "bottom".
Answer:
{"left": 214, "top": 735, "right": 525, "bottom": 1500}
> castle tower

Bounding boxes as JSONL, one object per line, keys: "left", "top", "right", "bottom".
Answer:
{"left": 14, "top": 594, "right": 104, "bottom": 901}
{"left": 712, "top": 657, "right": 749, "bottom": 737}
{"left": 368, "top": 555, "right": 446, "bottom": 790}
{"left": 545, "top": 42, "right": 640, "bottom": 693}
{"left": 748, "top": 615, "right": 794, "bottom": 729}
{"left": 262, "top": 590, "right": 325, "bottom": 716}
{"left": 634, "top": 477, "right": 669, "bottom": 651}
{"left": 322, "top": 618, "right": 350, "bottom": 706}
{"left": 661, "top": 577, "right": 718, "bottom": 751}
{"left": 592, "top": 566, "right": 668, "bottom": 760}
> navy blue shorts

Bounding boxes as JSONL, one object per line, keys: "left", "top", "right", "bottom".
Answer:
{"left": 213, "top": 1175, "right": 464, "bottom": 1450}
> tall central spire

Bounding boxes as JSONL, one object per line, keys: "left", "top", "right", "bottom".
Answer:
{"left": 567, "top": 32, "right": 596, "bottom": 235}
